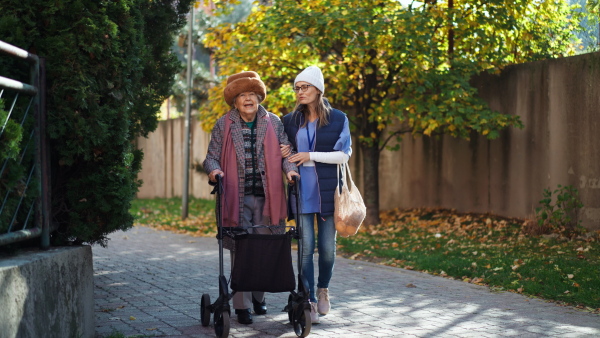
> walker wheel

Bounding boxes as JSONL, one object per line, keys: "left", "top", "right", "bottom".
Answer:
{"left": 287, "top": 294, "right": 294, "bottom": 323}
{"left": 200, "top": 293, "right": 211, "bottom": 327}
{"left": 214, "top": 310, "right": 230, "bottom": 338}
{"left": 293, "top": 308, "right": 312, "bottom": 337}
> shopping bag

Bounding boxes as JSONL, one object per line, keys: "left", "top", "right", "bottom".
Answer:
{"left": 334, "top": 163, "right": 367, "bottom": 237}
{"left": 231, "top": 232, "right": 296, "bottom": 292}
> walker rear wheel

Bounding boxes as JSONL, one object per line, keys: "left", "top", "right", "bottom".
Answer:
{"left": 287, "top": 294, "right": 294, "bottom": 323}
{"left": 292, "top": 308, "right": 311, "bottom": 337}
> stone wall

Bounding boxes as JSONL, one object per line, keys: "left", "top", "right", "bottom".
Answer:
{"left": 0, "top": 246, "right": 95, "bottom": 338}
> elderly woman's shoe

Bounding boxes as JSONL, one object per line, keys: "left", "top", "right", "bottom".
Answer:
{"left": 252, "top": 295, "right": 267, "bottom": 315}
{"left": 235, "top": 309, "right": 253, "bottom": 324}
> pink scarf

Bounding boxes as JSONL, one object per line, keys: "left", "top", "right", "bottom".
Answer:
{"left": 220, "top": 111, "right": 287, "bottom": 227}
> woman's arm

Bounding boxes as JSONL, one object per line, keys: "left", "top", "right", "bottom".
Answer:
{"left": 271, "top": 113, "right": 298, "bottom": 174}
{"left": 310, "top": 151, "right": 349, "bottom": 164}
{"left": 203, "top": 118, "right": 224, "bottom": 181}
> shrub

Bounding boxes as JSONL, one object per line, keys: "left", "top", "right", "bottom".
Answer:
{"left": 0, "top": 0, "right": 193, "bottom": 246}
{"left": 535, "top": 184, "right": 585, "bottom": 238}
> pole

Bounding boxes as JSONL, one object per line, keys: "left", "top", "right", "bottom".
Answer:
{"left": 182, "top": 8, "right": 194, "bottom": 219}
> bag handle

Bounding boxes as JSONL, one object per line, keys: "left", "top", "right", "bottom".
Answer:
{"left": 337, "top": 161, "right": 353, "bottom": 191}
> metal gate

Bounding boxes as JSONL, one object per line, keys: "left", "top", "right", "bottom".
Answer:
{"left": 0, "top": 40, "right": 50, "bottom": 249}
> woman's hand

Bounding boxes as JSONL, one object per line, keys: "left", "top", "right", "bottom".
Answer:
{"left": 280, "top": 144, "right": 292, "bottom": 158}
{"left": 209, "top": 169, "right": 224, "bottom": 182}
{"left": 286, "top": 171, "right": 300, "bottom": 184}
{"left": 288, "top": 152, "right": 311, "bottom": 165}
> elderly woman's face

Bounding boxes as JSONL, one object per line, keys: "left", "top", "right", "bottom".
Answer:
{"left": 234, "top": 91, "right": 259, "bottom": 119}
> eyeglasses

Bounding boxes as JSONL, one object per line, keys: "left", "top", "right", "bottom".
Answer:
{"left": 293, "top": 84, "right": 315, "bottom": 93}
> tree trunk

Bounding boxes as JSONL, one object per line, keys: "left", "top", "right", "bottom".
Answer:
{"left": 360, "top": 141, "right": 381, "bottom": 226}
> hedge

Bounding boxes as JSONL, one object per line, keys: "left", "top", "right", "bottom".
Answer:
{"left": 0, "top": 0, "right": 193, "bottom": 246}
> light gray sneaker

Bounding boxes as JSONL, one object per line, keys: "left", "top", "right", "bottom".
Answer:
{"left": 310, "top": 301, "right": 320, "bottom": 324}
{"left": 317, "top": 288, "right": 330, "bottom": 315}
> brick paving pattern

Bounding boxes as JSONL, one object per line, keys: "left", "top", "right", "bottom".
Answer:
{"left": 94, "top": 226, "right": 600, "bottom": 338}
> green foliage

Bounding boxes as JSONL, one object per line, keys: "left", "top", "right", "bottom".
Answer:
{"left": 0, "top": 99, "right": 23, "bottom": 161}
{"left": 0, "top": 97, "right": 33, "bottom": 234}
{"left": 536, "top": 185, "right": 585, "bottom": 238}
{"left": 170, "top": 61, "right": 214, "bottom": 114}
{"left": 0, "top": 0, "right": 193, "bottom": 246}
{"left": 203, "top": 0, "right": 581, "bottom": 140}
{"left": 202, "top": 0, "right": 585, "bottom": 224}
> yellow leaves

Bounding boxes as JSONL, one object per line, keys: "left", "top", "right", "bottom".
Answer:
{"left": 423, "top": 119, "right": 439, "bottom": 136}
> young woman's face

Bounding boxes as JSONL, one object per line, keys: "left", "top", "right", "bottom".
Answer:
{"left": 295, "top": 81, "right": 320, "bottom": 106}
{"left": 234, "top": 92, "right": 259, "bottom": 118}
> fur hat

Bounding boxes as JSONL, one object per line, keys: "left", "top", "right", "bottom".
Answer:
{"left": 294, "top": 66, "right": 325, "bottom": 94}
{"left": 223, "top": 71, "right": 267, "bottom": 107}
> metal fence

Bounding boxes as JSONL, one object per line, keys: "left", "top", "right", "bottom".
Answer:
{"left": 0, "top": 40, "right": 50, "bottom": 249}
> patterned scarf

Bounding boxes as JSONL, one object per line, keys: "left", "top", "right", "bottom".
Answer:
{"left": 221, "top": 110, "right": 287, "bottom": 227}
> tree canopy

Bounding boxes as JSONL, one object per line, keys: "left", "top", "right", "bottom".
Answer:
{"left": 202, "top": 0, "right": 585, "bottom": 225}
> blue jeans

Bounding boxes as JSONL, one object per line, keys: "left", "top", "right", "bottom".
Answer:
{"left": 298, "top": 213, "right": 336, "bottom": 303}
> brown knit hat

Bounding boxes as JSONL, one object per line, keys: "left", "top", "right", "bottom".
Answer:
{"left": 223, "top": 71, "right": 267, "bottom": 107}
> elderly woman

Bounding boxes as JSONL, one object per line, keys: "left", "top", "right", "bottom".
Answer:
{"left": 203, "top": 71, "right": 298, "bottom": 325}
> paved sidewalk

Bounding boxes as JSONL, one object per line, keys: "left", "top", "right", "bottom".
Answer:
{"left": 93, "top": 226, "right": 600, "bottom": 338}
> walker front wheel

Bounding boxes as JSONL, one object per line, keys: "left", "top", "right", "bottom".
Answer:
{"left": 214, "top": 310, "right": 230, "bottom": 338}
{"left": 200, "top": 293, "right": 211, "bottom": 327}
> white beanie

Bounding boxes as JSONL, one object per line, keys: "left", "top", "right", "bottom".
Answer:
{"left": 294, "top": 66, "right": 325, "bottom": 94}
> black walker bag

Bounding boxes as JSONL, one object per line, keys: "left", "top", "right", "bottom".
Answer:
{"left": 231, "top": 232, "right": 296, "bottom": 293}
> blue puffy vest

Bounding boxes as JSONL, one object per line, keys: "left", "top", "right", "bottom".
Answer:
{"left": 283, "top": 108, "right": 346, "bottom": 217}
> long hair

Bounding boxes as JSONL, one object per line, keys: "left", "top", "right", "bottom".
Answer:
{"left": 293, "top": 92, "right": 331, "bottom": 128}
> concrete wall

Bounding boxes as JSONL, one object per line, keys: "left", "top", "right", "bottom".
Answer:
{"left": 0, "top": 246, "right": 95, "bottom": 338}
{"left": 136, "top": 52, "right": 600, "bottom": 229}
{"left": 379, "top": 51, "right": 600, "bottom": 230}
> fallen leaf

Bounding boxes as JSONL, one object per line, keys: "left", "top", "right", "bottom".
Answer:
{"left": 129, "top": 316, "right": 136, "bottom": 321}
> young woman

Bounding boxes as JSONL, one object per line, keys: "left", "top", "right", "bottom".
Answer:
{"left": 282, "top": 66, "right": 352, "bottom": 324}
